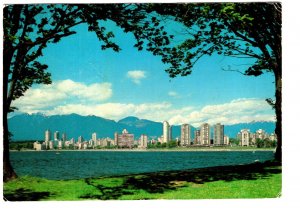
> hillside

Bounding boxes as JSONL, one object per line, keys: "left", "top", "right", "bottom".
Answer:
{"left": 8, "top": 113, "right": 275, "bottom": 141}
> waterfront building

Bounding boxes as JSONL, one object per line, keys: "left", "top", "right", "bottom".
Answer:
{"left": 83, "top": 142, "right": 88, "bottom": 149}
{"left": 45, "top": 129, "right": 51, "bottom": 142}
{"left": 163, "top": 121, "right": 171, "bottom": 143}
{"left": 256, "top": 129, "right": 266, "bottom": 140}
{"left": 88, "top": 139, "right": 93, "bottom": 147}
{"left": 78, "top": 136, "right": 84, "bottom": 144}
{"left": 224, "top": 135, "right": 230, "bottom": 145}
{"left": 62, "top": 133, "right": 66, "bottom": 142}
{"left": 169, "top": 125, "right": 172, "bottom": 142}
{"left": 92, "top": 132, "right": 97, "bottom": 144}
{"left": 58, "top": 140, "right": 62, "bottom": 149}
{"left": 42, "top": 141, "right": 47, "bottom": 150}
{"left": 194, "top": 129, "right": 201, "bottom": 145}
{"left": 269, "top": 133, "right": 277, "bottom": 141}
{"left": 157, "top": 136, "right": 164, "bottom": 144}
{"left": 240, "top": 129, "right": 250, "bottom": 146}
{"left": 150, "top": 139, "right": 157, "bottom": 145}
{"left": 54, "top": 131, "right": 59, "bottom": 141}
{"left": 139, "top": 134, "right": 148, "bottom": 149}
{"left": 49, "top": 141, "right": 54, "bottom": 150}
{"left": 100, "top": 137, "right": 112, "bottom": 147}
{"left": 214, "top": 123, "right": 224, "bottom": 145}
{"left": 33, "top": 141, "right": 42, "bottom": 151}
{"left": 108, "top": 137, "right": 114, "bottom": 146}
{"left": 114, "top": 129, "right": 134, "bottom": 148}
{"left": 200, "top": 123, "right": 210, "bottom": 145}
{"left": 250, "top": 133, "right": 256, "bottom": 144}
{"left": 180, "top": 124, "right": 191, "bottom": 146}
{"left": 64, "top": 141, "right": 71, "bottom": 148}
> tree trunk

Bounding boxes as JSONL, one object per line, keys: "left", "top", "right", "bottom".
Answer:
{"left": 3, "top": 107, "right": 17, "bottom": 182}
{"left": 3, "top": 60, "right": 17, "bottom": 182}
{"left": 274, "top": 62, "right": 282, "bottom": 162}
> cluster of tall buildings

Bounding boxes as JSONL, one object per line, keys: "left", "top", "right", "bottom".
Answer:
{"left": 32, "top": 122, "right": 276, "bottom": 151}
{"left": 237, "top": 128, "right": 277, "bottom": 146}
{"left": 158, "top": 121, "right": 229, "bottom": 147}
{"left": 34, "top": 128, "right": 148, "bottom": 150}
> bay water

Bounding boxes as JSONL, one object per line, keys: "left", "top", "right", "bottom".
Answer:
{"left": 10, "top": 150, "right": 274, "bottom": 180}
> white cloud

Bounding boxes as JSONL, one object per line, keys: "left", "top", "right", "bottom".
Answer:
{"left": 45, "top": 102, "right": 172, "bottom": 121}
{"left": 55, "top": 79, "right": 112, "bottom": 102}
{"left": 127, "top": 70, "right": 146, "bottom": 84}
{"left": 14, "top": 93, "right": 275, "bottom": 125}
{"left": 13, "top": 79, "right": 112, "bottom": 113}
{"left": 168, "top": 91, "right": 180, "bottom": 98}
{"left": 168, "top": 98, "right": 275, "bottom": 127}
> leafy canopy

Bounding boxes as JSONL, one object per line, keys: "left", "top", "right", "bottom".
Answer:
{"left": 140, "top": 3, "right": 281, "bottom": 78}
{"left": 3, "top": 4, "right": 174, "bottom": 111}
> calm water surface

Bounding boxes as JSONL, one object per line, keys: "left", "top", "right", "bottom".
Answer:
{"left": 10, "top": 151, "right": 274, "bottom": 180}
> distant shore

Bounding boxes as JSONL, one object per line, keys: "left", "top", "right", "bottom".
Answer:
{"left": 10, "top": 147, "right": 275, "bottom": 152}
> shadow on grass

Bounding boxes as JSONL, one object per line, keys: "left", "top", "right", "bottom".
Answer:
{"left": 4, "top": 188, "right": 51, "bottom": 201}
{"left": 80, "top": 161, "right": 281, "bottom": 200}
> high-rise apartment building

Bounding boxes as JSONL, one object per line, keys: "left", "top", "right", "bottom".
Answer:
{"left": 62, "top": 133, "right": 66, "bottom": 142}
{"left": 139, "top": 134, "right": 148, "bottom": 148}
{"left": 92, "top": 132, "right": 97, "bottom": 144}
{"left": 163, "top": 121, "right": 171, "bottom": 143}
{"left": 180, "top": 124, "right": 191, "bottom": 146}
{"left": 78, "top": 136, "right": 84, "bottom": 143}
{"left": 45, "top": 129, "right": 51, "bottom": 142}
{"left": 214, "top": 123, "right": 224, "bottom": 145}
{"left": 114, "top": 129, "right": 134, "bottom": 148}
{"left": 54, "top": 131, "right": 59, "bottom": 141}
{"left": 169, "top": 125, "right": 172, "bottom": 142}
{"left": 240, "top": 129, "right": 250, "bottom": 146}
{"left": 200, "top": 123, "right": 210, "bottom": 145}
{"left": 194, "top": 129, "right": 201, "bottom": 145}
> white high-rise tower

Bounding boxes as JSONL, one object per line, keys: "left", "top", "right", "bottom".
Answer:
{"left": 163, "top": 121, "right": 170, "bottom": 143}
{"left": 45, "top": 129, "right": 51, "bottom": 142}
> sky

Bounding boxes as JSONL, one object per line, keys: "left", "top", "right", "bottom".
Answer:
{"left": 12, "top": 11, "right": 276, "bottom": 127}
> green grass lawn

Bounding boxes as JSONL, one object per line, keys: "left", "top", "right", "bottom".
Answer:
{"left": 3, "top": 161, "right": 281, "bottom": 201}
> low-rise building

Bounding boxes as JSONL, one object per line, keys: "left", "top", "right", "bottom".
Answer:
{"left": 224, "top": 135, "right": 230, "bottom": 145}
{"left": 33, "top": 141, "right": 42, "bottom": 151}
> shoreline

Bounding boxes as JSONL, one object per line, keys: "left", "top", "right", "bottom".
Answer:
{"left": 10, "top": 147, "right": 275, "bottom": 152}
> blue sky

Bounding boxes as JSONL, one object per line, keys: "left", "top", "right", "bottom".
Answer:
{"left": 13, "top": 17, "right": 276, "bottom": 126}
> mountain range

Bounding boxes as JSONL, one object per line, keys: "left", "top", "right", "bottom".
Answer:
{"left": 8, "top": 113, "right": 275, "bottom": 141}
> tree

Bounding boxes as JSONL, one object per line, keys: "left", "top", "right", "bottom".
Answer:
{"left": 143, "top": 3, "right": 282, "bottom": 161}
{"left": 3, "top": 4, "right": 174, "bottom": 182}
{"left": 229, "top": 138, "right": 240, "bottom": 146}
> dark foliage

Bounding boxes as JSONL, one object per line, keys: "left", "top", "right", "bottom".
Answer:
{"left": 80, "top": 160, "right": 281, "bottom": 200}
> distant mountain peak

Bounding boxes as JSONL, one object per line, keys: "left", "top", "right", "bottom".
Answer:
{"left": 118, "top": 116, "right": 140, "bottom": 123}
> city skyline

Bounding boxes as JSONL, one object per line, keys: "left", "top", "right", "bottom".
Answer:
{"left": 35, "top": 122, "right": 276, "bottom": 151}
{"left": 9, "top": 13, "right": 275, "bottom": 127}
